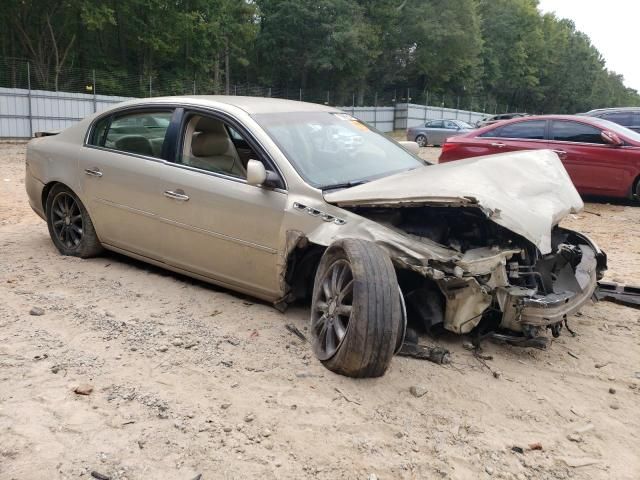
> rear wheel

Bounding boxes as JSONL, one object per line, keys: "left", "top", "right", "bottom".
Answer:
{"left": 46, "top": 184, "right": 103, "bottom": 258}
{"left": 415, "top": 134, "right": 427, "bottom": 147}
{"left": 310, "top": 239, "right": 401, "bottom": 378}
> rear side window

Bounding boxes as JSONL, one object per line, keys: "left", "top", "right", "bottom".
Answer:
{"left": 600, "top": 112, "right": 633, "bottom": 126}
{"left": 90, "top": 110, "right": 173, "bottom": 158}
{"left": 480, "top": 120, "right": 546, "bottom": 140}
{"left": 551, "top": 121, "right": 605, "bottom": 144}
{"left": 427, "top": 120, "right": 444, "bottom": 128}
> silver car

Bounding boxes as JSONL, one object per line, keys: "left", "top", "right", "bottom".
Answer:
{"left": 406, "top": 119, "right": 474, "bottom": 147}
{"left": 25, "top": 96, "right": 606, "bottom": 378}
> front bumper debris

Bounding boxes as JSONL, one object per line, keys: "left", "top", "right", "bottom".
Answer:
{"left": 595, "top": 281, "right": 640, "bottom": 309}
{"left": 500, "top": 245, "right": 598, "bottom": 329}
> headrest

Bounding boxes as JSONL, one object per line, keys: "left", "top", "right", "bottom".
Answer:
{"left": 195, "top": 116, "right": 226, "bottom": 134}
{"left": 114, "top": 135, "right": 153, "bottom": 156}
{"left": 191, "top": 132, "right": 228, "bottom": 156}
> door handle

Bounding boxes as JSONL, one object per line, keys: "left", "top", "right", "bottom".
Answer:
{"left": 84, "top": 168, "right": 103, "bottom": 177}
{"left": 490, "top": 142, "right": 506, "bottom": 148}
{"left": 164, "top": 189, "right": 189, "bottom": 201}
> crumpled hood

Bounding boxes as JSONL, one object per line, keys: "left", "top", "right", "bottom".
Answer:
{"left": 324, "top": 150, "right": 584, "bottom": 254}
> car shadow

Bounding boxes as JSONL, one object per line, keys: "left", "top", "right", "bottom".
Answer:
{"left": 581, "top": 194, "right": 638, "bottom": 207}
{"left": 100, "top": 248, "right": 271, "bottom": 307}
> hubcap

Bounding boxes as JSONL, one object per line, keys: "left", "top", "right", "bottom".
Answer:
{"left": 416, "top": 136, "right": 426, "bottom": 147}
{"left": 51, "top": 192, "right": 83, "bottom": 249}
{"left": 311, "top": 259, "right": 354, "bottom": 360}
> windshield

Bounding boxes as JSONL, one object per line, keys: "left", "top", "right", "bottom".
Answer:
{"left": 253, "top": 111, "right": 423, "bottom": 189}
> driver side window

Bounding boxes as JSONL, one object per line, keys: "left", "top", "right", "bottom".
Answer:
{"left": 178, "top": 114, "right": 257, "bottom": 178}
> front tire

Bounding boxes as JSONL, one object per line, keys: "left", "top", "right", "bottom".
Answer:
{"left": 46, "top": 184, "right": 103, "bottom": 258}
{"left": 310, "top": 239, "right": 401, "bottom": 378}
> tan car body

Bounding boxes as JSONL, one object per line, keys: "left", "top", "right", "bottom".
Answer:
{"left": 25, "top": 96, "right": 604, "bottom": 336}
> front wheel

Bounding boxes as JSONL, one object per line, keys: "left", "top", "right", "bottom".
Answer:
{"left": 310, "top": 239, "right": 401, "bottom": 378}
{"left": 415, "top": 134, "right": 427, "bottom": 147}
{"left": 46, "top": 184, "right": 103, "bottom": 258}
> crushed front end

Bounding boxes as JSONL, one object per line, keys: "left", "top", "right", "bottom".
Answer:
{"left": 347, "top": 205, "right": 607, "bottom": 346}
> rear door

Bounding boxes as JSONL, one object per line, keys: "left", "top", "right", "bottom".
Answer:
{"left": 549, "top": 119, "right": 631, "bottom": 196}
{"left": 425, "top": 120, "right": 446, "bottom": 145}
{"left": 81, "top": 108, "right": 176, "bottom": 260}
{"left": 456, "top": 119, "right": 548, "bottom": 157}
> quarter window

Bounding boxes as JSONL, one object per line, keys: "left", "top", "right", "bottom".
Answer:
{"left": 551, "top": 121, "right": 605, "bottom": 144}
{"left": 480, "top": 120, "right": 546, "bottom": 140}
{"left": 90, "top": 110, "right": 173, "bottom": 158}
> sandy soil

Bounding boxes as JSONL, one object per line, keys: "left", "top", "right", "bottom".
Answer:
{"left": 1, "top": 142, "right": 639, "bottom": 480}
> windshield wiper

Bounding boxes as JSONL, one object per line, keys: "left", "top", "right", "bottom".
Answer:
{"left": 320, "top": 179, "right": 368, "bottom": 191}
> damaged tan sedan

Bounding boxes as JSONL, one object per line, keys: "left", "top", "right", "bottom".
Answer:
{"left": 25, "top": 96, "right": 607, "bottom": 377}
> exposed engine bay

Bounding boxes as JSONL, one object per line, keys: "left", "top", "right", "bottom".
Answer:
{"left": 348, "top": 205, "right": 607, "bottom": 346}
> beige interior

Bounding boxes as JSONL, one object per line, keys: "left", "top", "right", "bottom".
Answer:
{"left": 182, "top": 116, "right": 246, "bottom": 178}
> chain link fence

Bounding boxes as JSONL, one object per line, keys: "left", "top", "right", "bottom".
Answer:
{"left": 2, "top": 57, "right": 517, "bottom": 138}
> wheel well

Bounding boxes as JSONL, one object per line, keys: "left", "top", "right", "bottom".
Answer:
{"left": 41, "top": 181, "right": 77, "bottom": 214}
{"left": 633, "top": 174, "right": 640, "bottom": 198}
{"left": 283, "top": 240, "right": 325, "bottom": 304}
{"left": 41, "top": 181, "right": 61, "bottom": 214}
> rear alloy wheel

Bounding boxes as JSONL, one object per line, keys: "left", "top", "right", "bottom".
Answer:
{"left": 46, "top": 184, "right": 103, "bottom": 258}
{"left": 311, "top": 239, "right": 401, "bottom": 378}
{"left": 415, "top": 134, "right": 427, "bottom": 147}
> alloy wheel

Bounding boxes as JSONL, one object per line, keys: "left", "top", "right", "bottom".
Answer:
{"left": 312, "top": 259, "right": 354, "bottom": 360}
{"left": 51, "top": 192, "right": 84, "bottom": 249}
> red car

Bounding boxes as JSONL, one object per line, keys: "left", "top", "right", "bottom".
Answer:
{"left": 439, "top": 115, "right": 640, "bottom": 200}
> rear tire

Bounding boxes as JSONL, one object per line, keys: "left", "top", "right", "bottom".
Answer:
{"left": 310, "top": 239, "right": 401, "bottom": 378}
{"left": 415, "top": 135, "right": 427, "bottom": 147}
{"left": 46, "top": 184, "right": 103, "bottom": 258}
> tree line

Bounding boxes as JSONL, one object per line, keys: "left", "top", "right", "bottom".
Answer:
{"left": 1, "top": 0, "right": 638, "bottom": 112}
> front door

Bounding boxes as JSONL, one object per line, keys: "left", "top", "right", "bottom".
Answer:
{"left": 156, "top": 110, "right": 287, "bottom": 299}
{"left": 549, "top": 119, "right": 631, "bottom": 196}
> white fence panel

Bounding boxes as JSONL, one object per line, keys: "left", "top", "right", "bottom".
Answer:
{"left": 1, "top": 88, "right": 488, "bottom": 138}
{"left": 340, "top": 106, "right": 395, "bottom": 132}
{"left": 0, "top": 87, "right": 134, "bottom": 138}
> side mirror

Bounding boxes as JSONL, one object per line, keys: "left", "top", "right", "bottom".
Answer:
{"left": 398, "top": 141, "right": 420, "bottom": 154}
{"left": 601, "top": 130, "right": 623, "bottom": 146}
{"left": 246, "top": 159, "right": 280, "bottom": 188}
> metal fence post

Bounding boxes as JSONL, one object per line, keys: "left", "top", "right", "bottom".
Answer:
{"left": 193, "top": 79, "right": 196, "bottom": 95}
{"left": 27, "top": 62, "right": 33, "bottom": 138}
{"left": 149, "top": 76, "right": 152, "bottom": 97}
{"left": 299, "top": 88, "right": 302, "bottom": 101}
{"left": 92, "top": 70, "right": 97, "bottom": 112}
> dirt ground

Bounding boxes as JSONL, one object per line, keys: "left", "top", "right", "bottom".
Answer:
{"left": 1, "top": 142, "right": 639, "bottom": 480}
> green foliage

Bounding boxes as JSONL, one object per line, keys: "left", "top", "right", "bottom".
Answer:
{"left": 1, "top": 0, "right": 638, "bottom": 111}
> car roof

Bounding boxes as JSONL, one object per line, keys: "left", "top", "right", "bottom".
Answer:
{"left": 469, "top": 114, "right": 635, "bottom": 136}
{"left": 583, "top": 107, "right": 640, "bottom": 115}
{"left": 110, "top": 95, "right": 341, "bottom": 115}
